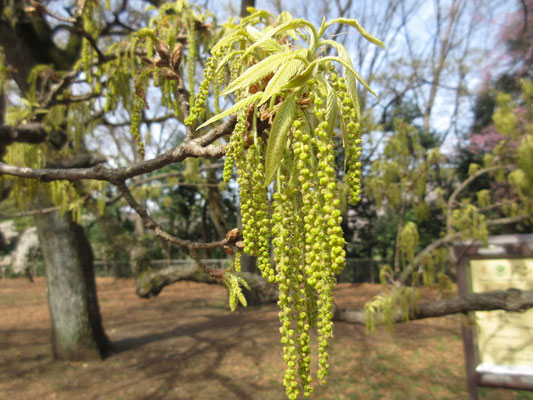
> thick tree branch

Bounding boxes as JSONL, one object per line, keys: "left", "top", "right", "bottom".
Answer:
{"left": 0, "top": 205, "right": 61, "bottom": 219}
{"left": 136, "top": 265, "right": 533, "bottom": 324}
{"left": 335, "top": 288, "right": 533, "bottom": 325}
{"left": 0, "top": 123, "right": 48, "bottom": 158}
{"left": 0, "top": 116, "right": 236, "bottom": 182}
{"left": 136, "top": 263, "right": 219, "bottom": 297}
{"left": 195, "top": 115, "right": 237, "bottom": 146}
{"left": 0, "top": 123, "right": 48, "bottom": 146}
{"left": 46, "top": 154, "right": 107, "bottom": 169}
{"left": 136, "top": 262, "right": 278, "bottom": 303}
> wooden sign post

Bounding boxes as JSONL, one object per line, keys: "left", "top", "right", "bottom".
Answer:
{"left": 455, "top": 234, "right": 533, "bottom": 399}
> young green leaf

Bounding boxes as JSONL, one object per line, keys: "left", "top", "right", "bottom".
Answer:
{"left": 245, "top": 26, "right": 283, "bottom": 54}
{"left": 269, "top": 18, "right": 318, "bottom": 41}
{"left": 322, "top": 40, "right": 362, "bottom": 119}
{"left": 259, "top": 58, "right": 304, "bottom": 105}
{"left": 325, "top": 18, "right": 385, "bottom": 48}
{"left": 243, "top": 18, "right": 317, "bottom": 58}
{"left": 222, "top": 51, "right": 294, "bottom": 95}
{"left": 313, "top": 74, "right": 330, "bottom": 99}
{"left": 324, "top": 81, "right": 339, "bottom": 137}
{"left": 286, "top": 150, "right": 299, "bottom": 192}
{"left": 196, "top": 91, "right": 263, "bottom": 129}
{"left": 239, "top": 8, "right": 272, "bottom": 27}
{"left": 277, "top": 11, "right": 294, "bottom": 24}
{"left": 211, "top": 27, "right": 246, "bottom": 53}
{"left": 265, "top": 93, "right": 297, "bottom": 184}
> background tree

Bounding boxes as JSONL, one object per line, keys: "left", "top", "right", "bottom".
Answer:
{"left": 0, "top": 0, "right": 112, "bottom": 359}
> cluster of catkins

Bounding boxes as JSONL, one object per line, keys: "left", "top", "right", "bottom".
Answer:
{"left": 187, "top": 54, "right": 361, "bottom": 398}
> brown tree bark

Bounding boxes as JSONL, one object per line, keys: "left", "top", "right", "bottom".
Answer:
{"left": 334, "top": 288, "right": 533, "bottom": 325}
{"left": 240, "top": 0, "right": 255, "bottom": 17}
{"left": 136, "top": 263, "right": 278, "bottom": 303}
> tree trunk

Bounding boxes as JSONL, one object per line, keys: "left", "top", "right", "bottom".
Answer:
{"left": 240, "top": 0, "right": 255, "bottom": 17}
{"left": 35, "top": 210, "right": 111, "bottom": 360}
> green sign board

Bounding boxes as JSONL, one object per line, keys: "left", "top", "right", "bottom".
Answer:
{"left": 456, "top": 235, "right": 533, "bottom": 399}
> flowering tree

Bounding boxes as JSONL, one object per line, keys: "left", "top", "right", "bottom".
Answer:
{"left": 1, "top": 1, "right": 532, "bottom": 398}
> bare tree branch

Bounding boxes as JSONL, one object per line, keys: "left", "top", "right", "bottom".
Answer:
{"left": 136, "top": 265, "right": 533, "bottom": 325}
{"left": 335, "top": 288, "right": 533, "bottom": 325}
{"left": 0, "top": 116, "right": 236, "bottom": 182}
{"left": 0, "top": 123, "right": 48, "bottom": 147}
{"left": 115, "top": 180, "right": 232, "bottom": 249}
{"left": 136, "top": 263, "right": 278, "bottom": 302}
{"left": 0, "top": 205, "right": 61, "bottom": 219}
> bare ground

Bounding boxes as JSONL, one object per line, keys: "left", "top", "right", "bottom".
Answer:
{"left": 0, "top": 277, "right": 531, "bottom": 400}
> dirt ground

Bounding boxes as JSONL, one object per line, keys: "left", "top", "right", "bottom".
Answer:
{"left": 1, "top": 277, "right": 531, "bottom": 400}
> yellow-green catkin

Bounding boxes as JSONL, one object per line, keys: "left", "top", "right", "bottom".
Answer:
{"left": 213, "top": 65, "right": 225, "bottom": 114}
{"left": 185, "top": 47, "right": 226, "bottom": 126}
{"left": 234, "top": 251, "right": 242, "bottom": 272}
{"left": 309, "top": 87, "right": 344, "bottom": 384}
{"left": 230, "top": 59, "right": 245, "bottom": 101}
{"left": 272, "top": 182, "right": 299, "bottom": 400}
{"left": 222, "top": 110, "right": 247, "bottom": 182}
{"left": 334, "top": 75, "right": 362, "bottom": 205}
{"left": 222, "top": 110, "right": 274, "bottom": 281}
{"left": 81, "top": 1, "right": 99, "bottom": 83}
{"left": 239, "top": 145, "right": 258, "bottom": 250}
{"left": 130, "top": 99, "right": 145, "bottom": 159}
{"left": 249, "top": 140, "right": 273, "bottom": 281}
{"left": 186, "top": 12, "right": 198, "bottom": 107}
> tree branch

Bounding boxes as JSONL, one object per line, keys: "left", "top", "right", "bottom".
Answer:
{"left": 136, "top": 265, "right": 533, "bottom": 325}
{"left": 0, "top": 116, "right": 236, "bottom": 182}
{"left": 114, "top": 180, "right": 232, "bottom": 251}
{"left": 29, "top": 1, "right": 76, "bottom": 24}
{"left": 335, "top": 288, "right": 533, "bottom": 325}
{"left": 135, "top": 262, "right": 278, "bottom": 303}
{"left": 0, "top": 117, "right": 237, "bottom": 277}
{"left": 0, "top": 123, "right": 48, "bottom": 147}
{"left": 0, "top": 205, "right": 61, "bottom": 219}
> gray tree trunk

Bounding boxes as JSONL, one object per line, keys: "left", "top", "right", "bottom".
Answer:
{"left": 35, "top": 210, "right": 111, "bottom": 360}
{"left": 240, "top": 0, "right": 255, "bottom": 17}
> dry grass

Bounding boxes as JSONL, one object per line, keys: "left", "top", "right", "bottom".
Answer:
{"left": 1, "top": 278, "right": 531, "bottom": 400}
